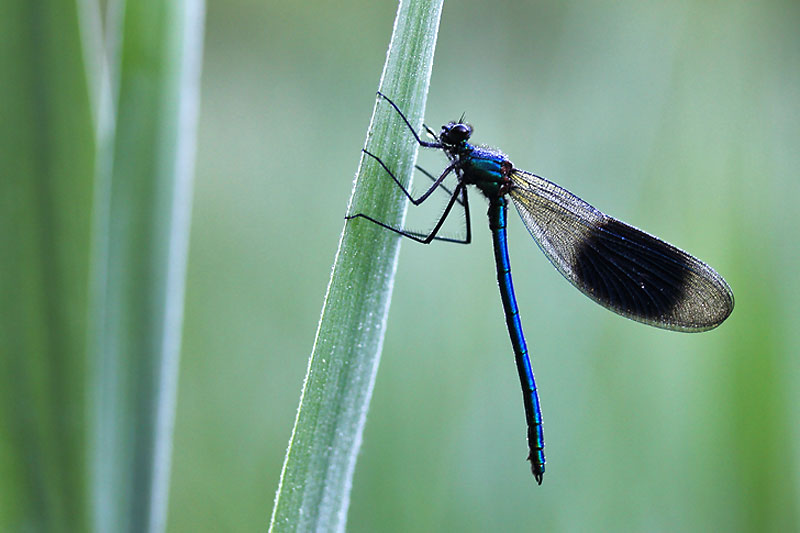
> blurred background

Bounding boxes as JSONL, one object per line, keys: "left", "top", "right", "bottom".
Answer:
{"left": 172, "top": 0, "right": 799, "bottom": 531}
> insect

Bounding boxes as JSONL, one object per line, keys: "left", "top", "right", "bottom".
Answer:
{"left": 346, "top": 92, "right": 734, "bottom": 483}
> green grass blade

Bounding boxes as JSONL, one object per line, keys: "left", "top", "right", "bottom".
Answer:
{"left": 269, "top": 1, "right": 444, "bottom": 531}
{"left": 0, "top": 1, "right": 94, "bottom": 530}
{"left": 0, "top": 1, "right": 94, "bottom": 531}
{"left": 88, "top": 0, "right": 205, "bottom": 531}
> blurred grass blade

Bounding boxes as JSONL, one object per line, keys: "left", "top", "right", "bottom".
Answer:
{"left": 269, "top": 0, "right": 443, "bottom": 531}
{"left": 0, "top": 2, "right": 95, "bottom": 531}
{"left": 88, "top": 0, "right": 205, "bottom": 531}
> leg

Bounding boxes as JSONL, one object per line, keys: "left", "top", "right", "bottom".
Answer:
{"left": 346, "top": 92, "right": 470, "bottom": 244}
{"left": 362, "top": 149, "right": 455, "bottom": 206}
{"left": 376, "top": 91, "right": 441, "bottom": 149}
{"left": 415, "top": 164, "right": 464, "bottom": 206}
{"left": 366, "top": 92, "right": 455, "bottom": 206}
{"left": 346, "top": 181, "right": 470, "bottom": 244}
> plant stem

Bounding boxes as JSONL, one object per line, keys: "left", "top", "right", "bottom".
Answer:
{"left": 269, "top": 1, "right": 444, "bottom": 531}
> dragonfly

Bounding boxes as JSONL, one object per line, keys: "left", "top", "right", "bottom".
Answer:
{"left": 346, "top": 92, "right": 735, "bottom": 484}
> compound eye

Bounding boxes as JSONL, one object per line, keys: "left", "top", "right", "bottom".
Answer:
{"left": 442, "top": 123, "right": 471, "bottom": 144}
{"left": 452, "top": 124, "right": 470, "bottom": 139}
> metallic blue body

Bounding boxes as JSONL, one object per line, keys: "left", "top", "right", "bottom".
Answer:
{"left": 487, "top": 196, "right": 546, "bottom": 482}
{"left": 456, "top": 141, "right": 546, "bottom": 482}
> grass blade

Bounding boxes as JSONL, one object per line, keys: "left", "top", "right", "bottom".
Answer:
{"left": 0, "top": 2, "right": 95, "bottom": 530}
{"left": 88, "top": 0, "right": 205, "bottom": 531}
{"left": 269, "top": 0, "right": 444, "bottom": 531}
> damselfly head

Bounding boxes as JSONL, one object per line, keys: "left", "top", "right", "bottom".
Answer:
{"left": 440, "top": 122, "right": 473, "bottom": 146}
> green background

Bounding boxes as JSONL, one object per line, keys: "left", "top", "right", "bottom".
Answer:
{"left": 171, "top": 1, "right": 798, "bottom": 531}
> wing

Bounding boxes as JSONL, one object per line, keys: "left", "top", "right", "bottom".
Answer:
{"left": 508, "top": 169, "right": 734, "bottom": 332}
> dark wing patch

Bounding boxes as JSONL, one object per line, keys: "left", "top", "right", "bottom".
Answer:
{"left": 574, "top": 219, "right": 693, "bottom": 325}
{"left": 508, "top": 170, "right": 734, "bottom": 331}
